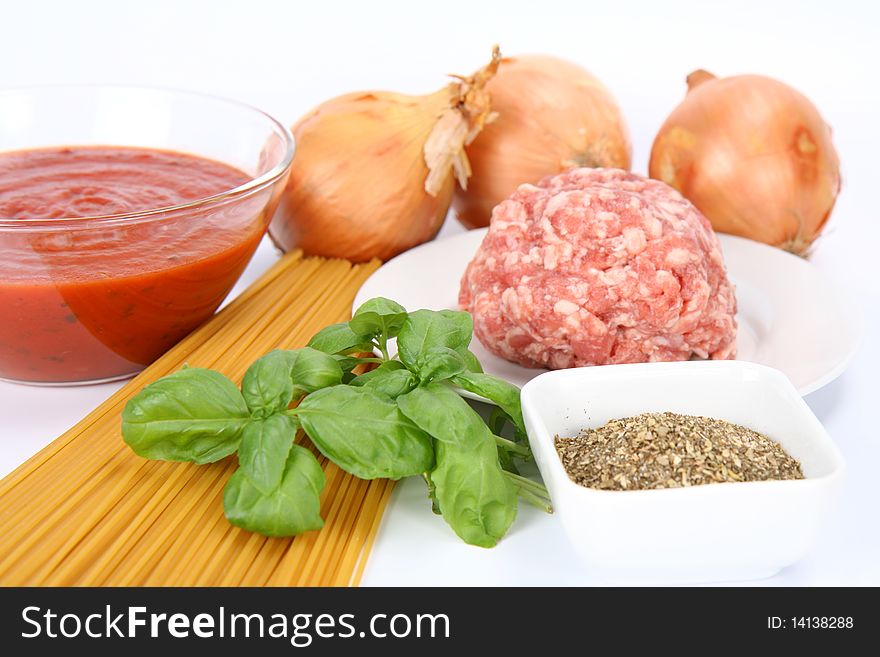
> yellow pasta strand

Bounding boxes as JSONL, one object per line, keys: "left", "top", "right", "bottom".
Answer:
{"left": 349, "top": 479, "right": 396, "bottom": 586}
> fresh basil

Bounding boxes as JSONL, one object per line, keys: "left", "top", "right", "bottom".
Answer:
{"left": 122, "top": 297, "right": 549, "bottom": 548}
{"left": 396, "top": 309, "right": 473, "bottom": 369}
{"left": 224, "top": 444, "right": 325, "bottom": 536}
{"left": 237, "top": 414, "right": 298, "bottom": 494}
{"left": 308, "top": 322, "right": 374, "bottom": 355}
{"left": 122, "top": 368, "right": 250, "bottom": 464}
{"left": 288, "top": 347, "right": 345, "bottom": 397}
{"left": 242, "top": 348, "right": 343, "bottom": 416}
{"left": 432, "top": 438, "right": 517, "bottom": 548}
{"left": 332, "top": 354, "right": 366, "bottom": 375}
{"left": 360, "top": 368, "right": 418, "bottom": 399}
{"left": 414, "top": 346, "right": 467, "bottom": 384}
{"left": 348, "top": 297, "right": 408, "bottom": 339}
{"left": 461, "top": 349, "right": 484, "bottom": 374}
{"left": 452, "top": 371, "right": 526, "bottom": 436}
{"left": 296, "top": 385, "right": 434, "bottom": 480}
{"left": 398, "top": 383, "right": 517, "bottom": 547}
{"left": 351, "top": 360, "right": 416, "bottom": 398}
{"left": 241, "top": 350, "right": 297, "bottom": 417}
{"left": 397, "top": 383, "right": 476, "bottom": 449}
{"left": 350, "top": 359, "right": 406, "bottom": 385}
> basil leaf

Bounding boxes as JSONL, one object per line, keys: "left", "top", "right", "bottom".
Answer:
{"left": 223, "top": 444, "right": 325, "bottom": 536}
{"left": 398, "top": 383, "right": 516, "bottom": 547}
{"left": 332, "top": 354, "right": 366, "bottom": 374}
{"left": 350, "top": 359, "right": 406, "bottom": 386}
{"left": 237, "top": 414, "right": 298, "bottom": 494}
{"left": 397, "top": 309, "right": 473, "bottom": 369}
{"left": 288, "top": 347, "right": 345, "bottom": 397}
{"left": 432, "top": 438, "right": 517, "bottom": 548}
{"left": 350, "top": 361, "right": 415, "bottom": 398}
{"left": 348, "top": 297, "right": 408, "bottom": 338}
{"left": 241, "top": 350, "right": 296, "bottom": 417}
{"left": 398, "top": 382, "right": 481, "bottom": 449}
{"left": 354, "top": 296, "right": 408, "bottom": 318}
{"left": 414, "top": 346, "right": 467, "bottom": 384}
{"left": 308, "top": 322, "right": 374, "bottom": 355}
{"left": 241, "top": 348, "right": 343, "bottom": 416}
{"left": 451, "top": 371, "right": 525, "bottom": 436}
{"left": 122, "top": 368, "right": 249, "bottom": 464}
{"left": 297, "top": 386, "right": 434, "bottom": 480}
{"left": 462, "top": 349, "right": 484, "bottom": 374}
{"left": 362, "top": 368, "right": 418, "bottom": 399}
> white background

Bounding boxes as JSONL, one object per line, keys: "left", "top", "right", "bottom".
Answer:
{"left": 0, "top": 0, "right": 877, "bottom": 585}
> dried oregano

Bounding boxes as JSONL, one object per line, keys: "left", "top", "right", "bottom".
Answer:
{"left": 555, "top": 412, "right": 804, "bottom": 491}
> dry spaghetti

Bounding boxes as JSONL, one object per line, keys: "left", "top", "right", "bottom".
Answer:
{"left": 0, "top": 252, "right": 390, "bottom": 586}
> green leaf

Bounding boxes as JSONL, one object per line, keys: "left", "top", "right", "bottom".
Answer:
{"left": 296, "top": 386, "right": 434, "bottom": 480}
{"left": 348, "top": 297, "right": 408, "bottom": 338}
{"left": 237, "top": 414, "right": 298, "bottom": 494}
{"left": 350, "top": 359, "right": 406, "bottom": 385}
{"left": 331, "top": 354, "right": 366, "bottom": 374}
{"left": 351, "top": 361, "right": 417, "bottom": 399}
{"left": 398, "top": 383, "right": 481, "bottom": 449}
{"left": 398, "top": 383, "right": 517, "bottom": 547}
{"left": 122, "top": 368, "right": 250, "bottom": 464}
{"left": 241, "top": 348, "right": 343, "bottom": 416}
{"left": 451, "top": 371, "right": 525, "bottom": 436}
{"left": 462, "top": 349, "right": 484, "bottom": 374}
{"left": 241, "top": 350, "right": 296, "bottom": 417}
{"left": 307, "top": 322, "right": 374, "bottom": 355}
{"left": 432, "top": 439, "right": 517, "bottom": 548}
{"left": 414, "top": 346, "right": 467, "bottom": 384}
{"left": 396, "top": 309, "right": 473, "bottom": 369}
{"left": 223, "top": 444, "right": 325, "bottom": 536}
{"left": 288, "top": 347, "right": 345, "bottom": 397}
{"left": 363, "top": 368, "right": 419, "bottom": 399}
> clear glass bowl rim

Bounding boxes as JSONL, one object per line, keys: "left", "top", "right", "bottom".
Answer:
{"left": 0, "top": 84, "right": 295, "bottom": 230}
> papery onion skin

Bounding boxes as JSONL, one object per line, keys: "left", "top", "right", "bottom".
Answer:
{"left": 270, "top": 91, "right": 453, "bottom": 262}
{"left": 453, "top": 54, "right": 632, "bottom": 229}
{"left": 649, "top": 71, "right": 840, "bottom": 256}
{"left": 270, "top": 51, "right": 500, "bottom": 263}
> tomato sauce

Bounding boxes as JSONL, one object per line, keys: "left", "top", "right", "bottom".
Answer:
{"left": 0, "top": 146, "right": 263, "bottom": 383}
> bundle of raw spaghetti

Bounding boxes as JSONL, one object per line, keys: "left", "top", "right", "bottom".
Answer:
{"left": 0, "top": 252, "right": 388, "bottom": 586}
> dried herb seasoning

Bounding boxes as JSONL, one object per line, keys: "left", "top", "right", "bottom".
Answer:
{"left": 555, "top": 412, "right": 804, "bottom": 491}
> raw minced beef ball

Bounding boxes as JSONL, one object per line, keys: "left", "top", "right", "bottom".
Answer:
{"left": 458, "top": 168, "right": 737, "bottom": 369}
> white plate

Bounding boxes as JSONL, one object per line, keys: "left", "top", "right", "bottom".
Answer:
{"left": 354, "top": 229, "right": 861, "bottom": 396}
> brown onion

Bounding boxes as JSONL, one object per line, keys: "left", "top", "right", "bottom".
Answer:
{"left": 269, "top": 49, "right": 500, "bottom": 262}
{"left": 650, "top": 70, "right": 840, "bottom": 255}
{"left": 453, "top": 54, "right": 631, "bottom": 229}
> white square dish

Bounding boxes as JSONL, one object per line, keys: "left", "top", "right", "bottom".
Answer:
{"left": 520, "top": 360, "right": 845, "bottom": 584}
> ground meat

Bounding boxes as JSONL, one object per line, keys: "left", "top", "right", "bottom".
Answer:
{"left": 458, "top": 168, "right": 737, "bottom": 369}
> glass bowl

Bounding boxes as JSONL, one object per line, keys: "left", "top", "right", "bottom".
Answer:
{"left": 0, "top": 86, "right": 294, "bottom": 385}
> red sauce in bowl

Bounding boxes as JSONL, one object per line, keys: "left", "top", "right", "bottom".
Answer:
{"left": 0, "top": 146, "right": 265, "bottom": 384}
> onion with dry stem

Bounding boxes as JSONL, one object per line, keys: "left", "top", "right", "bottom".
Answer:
{"left": 650, "top": 70, "right": 840, "bottom": 255}
{"left": 270, "top": 49, "right": 501, "bottom": 262}
{"left": 453, "top": 54, "right": 632, "bottom": 229}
